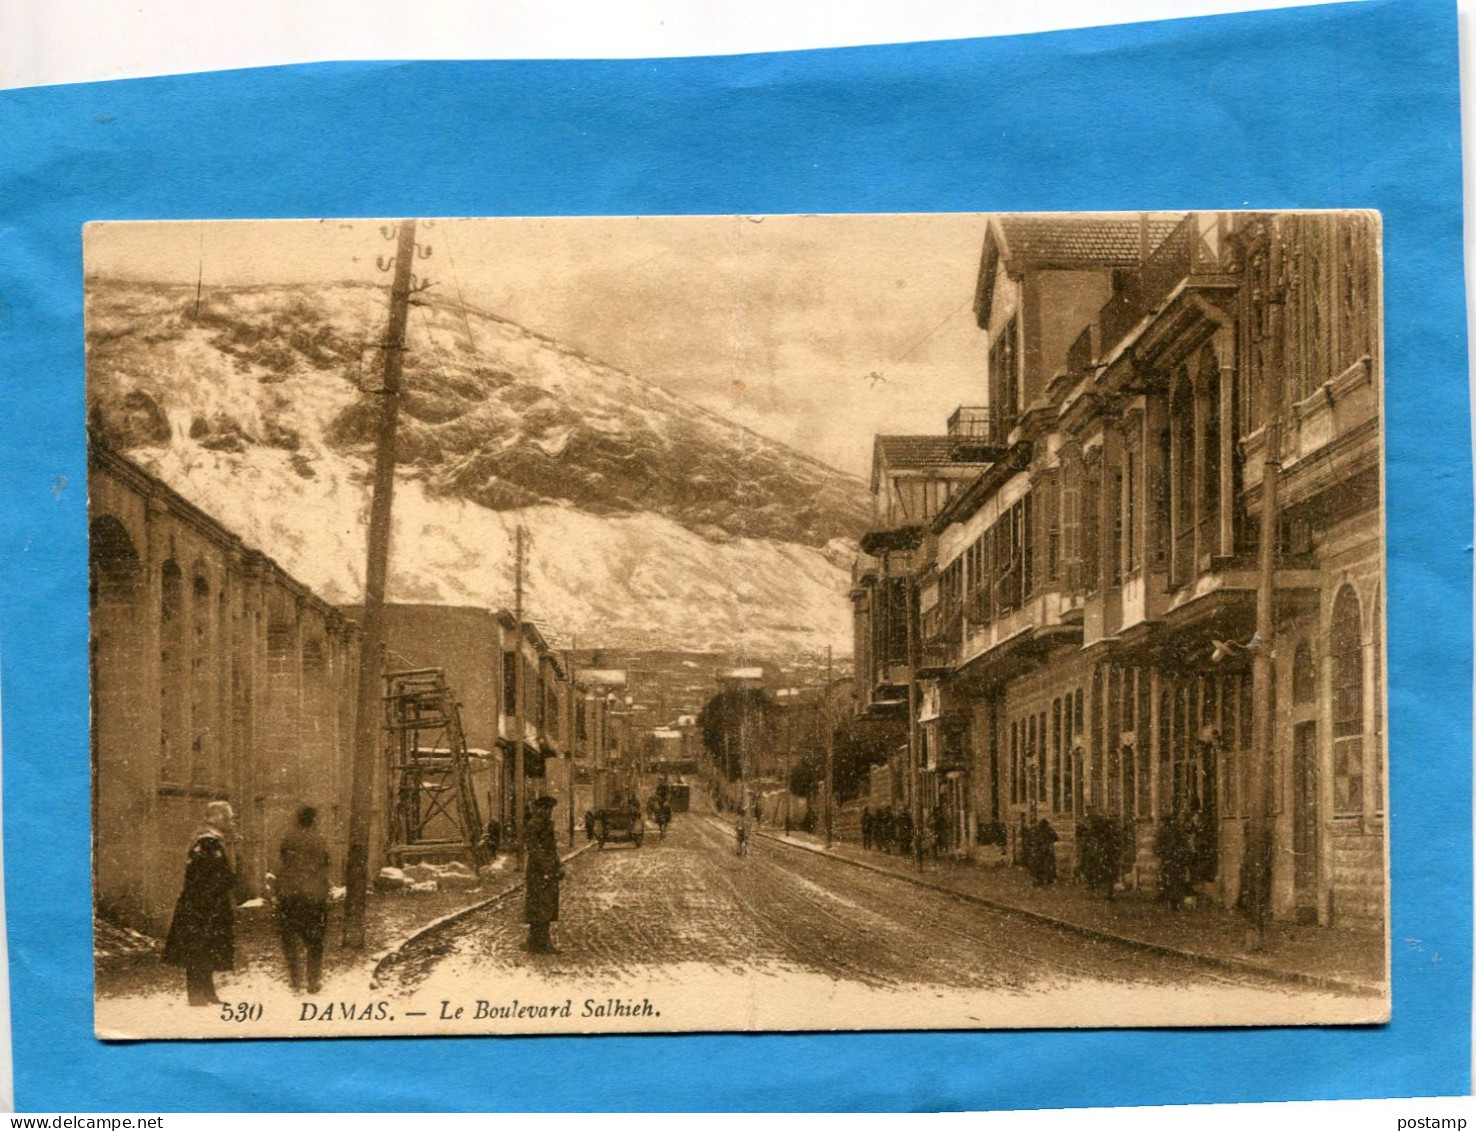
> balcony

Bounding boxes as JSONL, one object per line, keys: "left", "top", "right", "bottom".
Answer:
{"left": 948, "top": 405, "right": 1012, "bottom": 462}
{"left": 1097, "top": 214, "right": 1235, "bottom": 359}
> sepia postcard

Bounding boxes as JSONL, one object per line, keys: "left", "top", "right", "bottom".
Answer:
{"left": 85, "top": 212, "right": 1389, "bottom": 1040}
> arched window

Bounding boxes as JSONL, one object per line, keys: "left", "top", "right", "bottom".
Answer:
{"left": 1293, "top": 642, "right": 1316, "bottom": 705}
{"left": 89, "top": 516, "right": 142, "bottom": 605}
{"left": 1010, "top": 720, "right": 1019, "bottom": 805}
{"left": 160, "top": 561, "right": 186, "bottom": 782}
{"left": 302, "top": 637, "right": 331, "bottom": 800}
{"left": 190, "top": 565, "right": 215, "bottom": 786}
{"left": 1170, "top": 369, "right": 1195, "bottom": 587}
{"left": 267, "top": 616, "right": 299, "bottom": 790}
{"left": 1157, "top": 687, "right": 1172, "bottom": 815}
{"left": 1090, "top": 668, "right": 1104, "bottom": 809}
{"left": 1051, "top": 697, "right": 1062, "bottom": 812}
{"left": 1331, "top": 586, "right": 1364, "bottom": 814}
{"left": 1200, "top": 347, "right": 1221, "bottom": 557}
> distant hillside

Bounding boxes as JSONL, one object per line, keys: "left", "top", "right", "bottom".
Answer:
{"left": 85, "top": 280, "right": 868, "bottom": 655}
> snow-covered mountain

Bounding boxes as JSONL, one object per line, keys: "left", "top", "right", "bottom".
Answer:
{"left": 85, "top": 280, "right": 870, "bottom": 655}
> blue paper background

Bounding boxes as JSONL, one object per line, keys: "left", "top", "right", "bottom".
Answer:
{"left": 0, "top": 0, "right": 1469, "bottom": 1111}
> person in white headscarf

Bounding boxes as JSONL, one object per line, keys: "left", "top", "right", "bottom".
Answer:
{"left": 161, "top": 800, "right": 237, "bottom": 1006}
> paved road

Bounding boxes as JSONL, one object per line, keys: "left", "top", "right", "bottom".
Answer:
{"left": 383, "top": 808, "right": 1295, "bottom": 996}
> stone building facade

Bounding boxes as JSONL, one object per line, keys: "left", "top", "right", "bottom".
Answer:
{"left": 90, "top": 444, "right": 363, "bottom": 934}
{"left": 853, "top": 212, "right": 1385, "bottom": 930}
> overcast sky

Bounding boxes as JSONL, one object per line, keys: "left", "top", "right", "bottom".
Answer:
{"left": 87, "top": 214, "right": 994, "bottom": 478}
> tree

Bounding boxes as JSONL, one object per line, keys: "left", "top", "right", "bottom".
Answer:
{"left": 786, "top": 713, "right": 902, "bottom": 803}
{"left": 830, "top": 714, "right": 904, "bottom": 801}
{"left": 698, "top": 688, "right": 776, "bottom": 782}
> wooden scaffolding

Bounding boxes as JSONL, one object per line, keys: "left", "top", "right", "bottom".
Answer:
{"left": 384, "top": 668, "right": 487, "bottom": 867}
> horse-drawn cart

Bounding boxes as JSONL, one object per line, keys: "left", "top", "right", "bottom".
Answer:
{"left": 593, "top": 807, "right": 645, "bottom": 849}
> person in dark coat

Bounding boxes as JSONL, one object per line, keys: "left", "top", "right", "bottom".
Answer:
{"left": 1030, "top": 818, "right": 1059, "bottom": 886}
{"left": 275, "top": 805, "right": 330, "bottom": 994}
{"left": 161, "top": 800, "right": 237, "bottom": 1006}
{"left": 482, "top": 817, "right": 502, "bottom": 859}
{"left": 1155, "top": 808, "right": 1193, "bottom": 911}
{"left": 860, "top": 807, "right": 873, "bottom": 851}
{"left": 896, "top": 810, "right": 914, "bottom": 857}
{"left": 524, "top": 796, "right": 564, "bottom": 953}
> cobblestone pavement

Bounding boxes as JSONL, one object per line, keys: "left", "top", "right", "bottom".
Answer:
{"left": 384, "top": 811, "right": 1338, "bottom": 997}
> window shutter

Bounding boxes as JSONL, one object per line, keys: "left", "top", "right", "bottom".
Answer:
{"left": 1062, "top": 464, "right": 1081, "bottom": 594}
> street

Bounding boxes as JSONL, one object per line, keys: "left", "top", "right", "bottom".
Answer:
{"left": 373, "top": 805, "right": 1376, "bottom": 1033}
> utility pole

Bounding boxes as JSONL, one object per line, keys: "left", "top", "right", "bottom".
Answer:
{"left": 905, "top": 565, "right": 923, "bottom": 872}
{"left": 343, "top": 220, "right": 418, "bottom": 949}
{"left": 1245, "top": 218, "right": 1284, "bottom": 952}
{"left": 824, "top": 645, "right": 835, "bottom": 848}
{"left": 512, "top": 524, "right": 526, "bottom": 856}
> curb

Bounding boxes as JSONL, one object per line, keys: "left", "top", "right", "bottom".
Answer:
{"left": 370, "top": 840, "right": 596, "bottom": 988}
{"left": 756, "top": 829, "right": 1384, "bottom": 998}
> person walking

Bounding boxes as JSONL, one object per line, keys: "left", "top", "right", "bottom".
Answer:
{"left": 275, "top": 805, "right": 331, "bottom": 994}
{"left": 482, "top": 816, "right": 503, "bottom": 859}
{"left": 878, "top": 806, "right": 895, "bottom": 853}
{"left": 1030, "top": 817, "right": 1059, "bottom": 886}
{"left": 860, "top": 806, "right": 873, "bottom": 851}
{"left": 524, "top": 796, "right": 564, "bottom": 953}
{"left": 1155, "top": 807, "right": 1193, "bottom": 911}
{"left": 161, "top": 800, "right": 237, "bottom": 1006}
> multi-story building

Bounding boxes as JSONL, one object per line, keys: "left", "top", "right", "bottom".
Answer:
{"left": 854, "top": 212, "right": 1384, "bottom": 929}
{"left": 346, "top": 603, "right": 614, "bottom": 836}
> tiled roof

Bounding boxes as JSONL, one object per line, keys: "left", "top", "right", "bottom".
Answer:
{"left": 874, "top": 435, "right": 957, "bottom": 470}
{"left": 996, "top": 214, "right": 1185, "bottom": 266}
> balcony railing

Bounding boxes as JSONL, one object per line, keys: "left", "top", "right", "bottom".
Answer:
{"left": 1097, "top": 214, "right": 1230, "bottom": 358}
{"left": 948, "top": 405, "right": 1012, "bottom": 460}
{"left": 948, "top": 405, "right": 993, "bottom": 440}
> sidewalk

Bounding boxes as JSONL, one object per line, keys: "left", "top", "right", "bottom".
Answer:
{"left": 95, "top": 841, "right": 592, "bottom": 1001}
{"left": 759, "top": 828, "right": 1386, "bottom": 995}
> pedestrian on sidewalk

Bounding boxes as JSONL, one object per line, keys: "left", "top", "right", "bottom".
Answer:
{"left": 1077, "top": 810, "right": 1121, "bottom": 899}
{"left": 1155, "top": 807, "right": 1193, "bottom": 911}
{"left": 1029, "top": 818, "right": 1059, "bottom": 886}
{"left": 275, "top": 805, "right": 330, "bottom": 994}
{"left": 897, "top": 810, "right": 914, "bottom": 857}
{"left": 483, "top": 816, "right": 503, "bottom": 859}
{"left": 861, "top": 806, "right": 873, "bottom": 851}
{"left": 874, "top": 806, "right": 889, "bottom": 853}
{"left": 161, "top": 800, "right": 237, "bottom": 1007}
{"left": 524, "top": 796, "right": 564, "bottom": 954}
